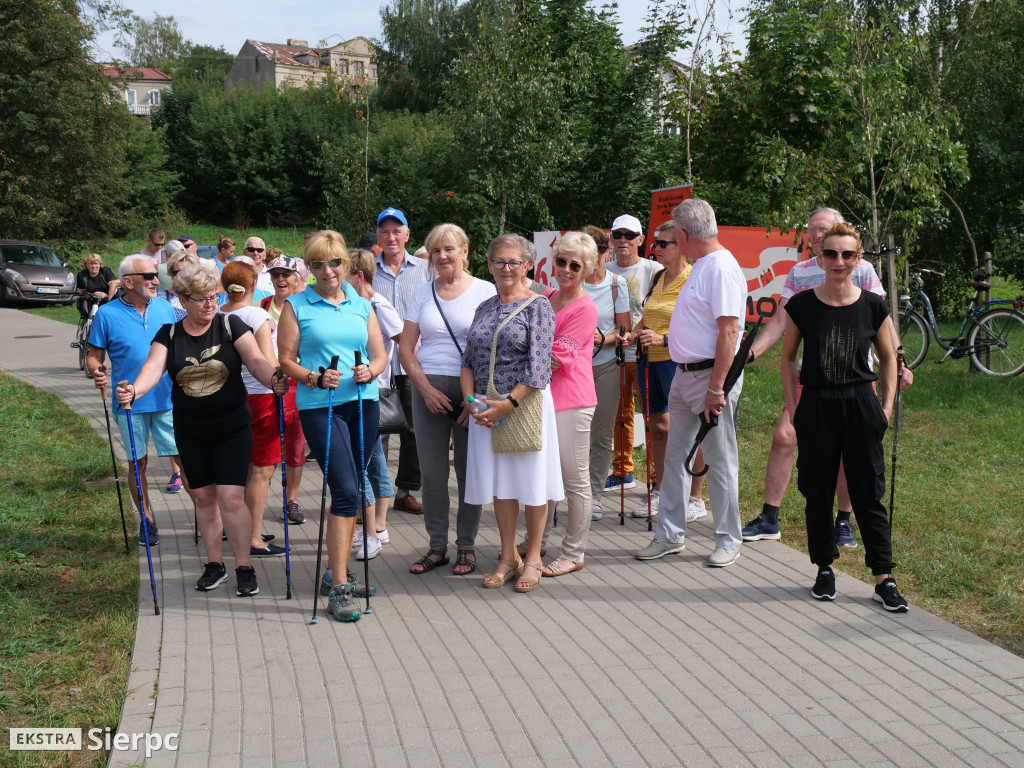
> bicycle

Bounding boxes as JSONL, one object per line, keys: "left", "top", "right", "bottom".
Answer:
{"left": 896, "top": 266, "right": 1024, "bottom": 376}
{"left": 70, "top": 293, "right": 101, "bottom": 374}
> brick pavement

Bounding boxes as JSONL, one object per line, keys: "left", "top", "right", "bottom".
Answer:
{"left": 3, "top": 308, "right": 1024, "bottom": 768}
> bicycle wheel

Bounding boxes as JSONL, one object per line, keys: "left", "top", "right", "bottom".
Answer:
{"left": 77, "top": 319, "right": 91, "bottom": 372}
{"left": 897, "top": 309, "right": 929, "bottom": 369}
{"left": 968, "top": 309, "right": 1024, "bottom": 376}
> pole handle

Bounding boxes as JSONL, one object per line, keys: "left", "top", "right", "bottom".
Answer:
{"left": 354, "top": 351, "right": 363, "bottom": 367}
{"left": 99, "top": 364, "right": 107, "bottom": 401}
{"left": 117, "top": 380, "right": 133, "bottom": 410}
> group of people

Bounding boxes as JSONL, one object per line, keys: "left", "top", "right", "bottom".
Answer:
{"left": 85, "top": 198, "right": 913, "bottom": 622}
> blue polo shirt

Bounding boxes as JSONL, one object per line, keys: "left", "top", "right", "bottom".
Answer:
{"left": 89, "top": 297, "right": 176, "bottom": 414}
{"left": 288, "top": 281, "right": 379, "bottom": 410}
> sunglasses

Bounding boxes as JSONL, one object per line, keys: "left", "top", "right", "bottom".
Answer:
{"left": 652, "top": 239, "right": 673, "bottom": 250}
{"left": 246, "top": 247, "right": 265, "bottom": 253}
{"left": 150, "top": 239, "right": 165, "bottom": 247}
{"left": 821, "top": 249, "right": 860, "bottom": 262}
{"left": 269, "top": 270, "right": 293, "bottom": 279}
{"left": 186, "top": 295, "right": 218, "bottom": 306}
{"left": 489, "top": 258, "right": 524, "bottom": 271}
{"left": 596, "top": 244, "right": 609, "bottom": 254}
{"left": 125, "top": 271, "right": 158, "bottom": 281}
{"left": 612, "top": 231, "right": 641, "bottom": 241}
{"left": 168, "top": 269, "right": 182, "bottom": 278}
{"left": 554, "top": 256, "right": 583, "bottom": 273}
{"left": 310, "top": 257, "right": 344, "bottom": 270}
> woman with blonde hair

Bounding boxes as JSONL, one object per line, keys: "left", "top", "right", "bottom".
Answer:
{"left": 75, "top": 253, "right": 119, "bottom": 317}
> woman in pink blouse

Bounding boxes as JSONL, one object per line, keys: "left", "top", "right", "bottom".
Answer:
{"left": 524, "top": 231, "right": 599, "bottom": 577}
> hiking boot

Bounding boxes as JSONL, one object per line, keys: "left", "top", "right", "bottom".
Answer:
{"left": 686, "top": 496, "right": 707, "bottom": 522}
{"left": 707, "top": 547, "right": 741, "bottom": 567}
{"left": 328, "top": 583, "right": 362, "bottom": 622}
{"left": 631, "top": 489, "right": 659, "bottom": 518}
{"left": 138, "top": 518, "right": 159, "bottom": 547}
{"left": 835, "top": 519, "right": 857, "bottom": 548}
{"left": 321, "top": 569, "right": 377, "bottom": 598}
{"left": 165, "top": 472, "right": 183, "bottom": 493}
{"left": 603, "top": 472, "right": 635, "bottom": 492}
{"left": 635, "top": 538, "right": 685, "bottom": 560}
{"left": 285, "top": 501, "right": 305, "bottom": 525}
{"left": 196, "top": 562, "right": 228, "bottom": 591}
{"left": 873, "top": 578, "right": 909, "bottom": 613}
{"left": 811, "top": 568, "right": 836, "bottom": 601}
{"left": 235, "top": 566, "right": 259, "bottom": 596}
{"left": 742, "top": 513, "right": 781, "bottom": 541}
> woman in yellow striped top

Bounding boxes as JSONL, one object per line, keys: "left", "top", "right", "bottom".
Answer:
{"left": 634, "top": 220, "right": 707, "bottom": 521}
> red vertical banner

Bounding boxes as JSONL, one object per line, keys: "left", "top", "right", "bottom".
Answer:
{"left": 646, "top": 184, "right": 693, "bottom": 257}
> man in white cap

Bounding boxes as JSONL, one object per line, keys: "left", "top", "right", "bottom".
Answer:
{"left": 373, "top": 207, "right": 429, "bottom": 514}
{"left": 604, "top": 214, "right": 663, "bottom": 497}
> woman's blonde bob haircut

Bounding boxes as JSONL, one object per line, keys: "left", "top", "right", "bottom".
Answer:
{"left": 304, "top": 230, "right": 349, "bottom": 272}
{"left": 551, "top": 231, "right": 598, "bottom": 277}
{"left": 423, "top": 223, "right": 470, "bottom": 270}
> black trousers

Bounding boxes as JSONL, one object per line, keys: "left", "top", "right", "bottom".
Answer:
{"left": 382, "top": 374, "right": 421, "bottom": 492}
{"left": 794, "top": 389, "right": 895, "bottom": 575}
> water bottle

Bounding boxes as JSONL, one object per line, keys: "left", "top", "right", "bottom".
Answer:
{"left": 465, "top": 395, "right": 489, "bottom": 415}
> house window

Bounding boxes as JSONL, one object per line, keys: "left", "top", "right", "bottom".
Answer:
{"left": 255, "top": 56, "right": 260, "bottom": 72}
{"left": 370, "top": 63, "right": 378, "bottom": 79}
{"left": 339, "top": 59, "right": 349, "bottom": 75}
{"left": 147, "top": 90, "right": 161, "bottom": 106}
{"left": 125, "top": 90, "right": 136, "bottom": 106}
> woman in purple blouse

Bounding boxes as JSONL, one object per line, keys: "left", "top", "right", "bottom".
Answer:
{"left": 461, "top": 234, "right": 564, "bottom": 593}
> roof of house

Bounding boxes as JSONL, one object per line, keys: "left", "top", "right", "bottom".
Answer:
{"left": 246, "top": 37, "right": 374, "bottom": 68}
{"left": 102, "top": 65, "right": 172, "bottom": 81}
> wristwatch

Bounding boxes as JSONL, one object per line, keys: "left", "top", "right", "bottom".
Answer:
{"left": 506, "top": 394, "right": 519, "bottom": 408}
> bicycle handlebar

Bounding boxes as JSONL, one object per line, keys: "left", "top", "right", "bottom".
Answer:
{"left": 912, "top": 267, "right": 946, "bottom": 278}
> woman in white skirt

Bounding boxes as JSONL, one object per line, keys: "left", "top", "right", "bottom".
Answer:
{"left": 461, "top": 234, "right": 564, "bottom": 593}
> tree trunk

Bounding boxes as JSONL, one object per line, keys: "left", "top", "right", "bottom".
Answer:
{"left": 498, "top": 187, "right": 508, "bottom": 235}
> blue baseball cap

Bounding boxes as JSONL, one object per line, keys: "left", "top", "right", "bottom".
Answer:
{"left": 376, "top": 207, "right": 408, "bottom": 227}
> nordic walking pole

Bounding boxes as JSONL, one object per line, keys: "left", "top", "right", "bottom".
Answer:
{"left": 889, "top": 347, "right": 904, "bottom": 527}
{"left": 278, "top": 390, "right": 292, "bottom": 599}
{"left": 117, "top": 380, "right": 160, "bottom": 616}
{"left": 637, "top": 328, "right": 653, "bottom": 532}
{"left": 354, "top": 351, "right": 372, "bottom": 615}
{"left": 616, "top": 326, "right": 627, "bottom": 526}
{"left": 310, "top": 354, "right": 339, "bottom": 625}
{"left": 97, "top": 365, "right": 130, "bottom": 554}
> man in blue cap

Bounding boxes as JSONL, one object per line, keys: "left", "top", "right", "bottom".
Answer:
{"left": 374, "top": 207, "right": 429, "bottom": 513}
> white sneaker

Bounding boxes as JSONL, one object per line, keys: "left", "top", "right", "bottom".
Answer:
{"left": 631, "top": 490, "right": 660, "bottom": 518}
{"left": 376, "top": 528, "right": 390, "bottom": 545}
{"left": 591, "top": 503, "right": 603, "bottom": 521}
{"left": 352, "top": 529, "right": 363, "bottom": 548}
{"left": 686, "top": 496, "right": 707, "bottom": 522}
{"left": 356, "top": 536, "right": 382, "bottom": 561}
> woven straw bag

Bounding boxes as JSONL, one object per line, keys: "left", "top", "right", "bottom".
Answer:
{"left": 487, "top": 296, "right": 544, "bottom": 453}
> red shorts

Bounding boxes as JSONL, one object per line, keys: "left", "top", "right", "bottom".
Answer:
{"left": 249, "top": 390, "right": 307, "bottom": 467}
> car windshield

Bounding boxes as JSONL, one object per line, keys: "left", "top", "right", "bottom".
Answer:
{"left": 1, "top": 245, "right": 62, "bottom": 267}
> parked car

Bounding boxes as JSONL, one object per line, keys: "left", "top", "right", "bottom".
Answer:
{"left": 0, "top": 240, "right": 76, "bottom": 306}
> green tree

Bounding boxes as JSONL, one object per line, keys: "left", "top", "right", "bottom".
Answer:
{"left": 170, "top": 43, "right": 234, "bottom": 87}
{"left": 116, "top": 12, "right": 187, "bottom": 72}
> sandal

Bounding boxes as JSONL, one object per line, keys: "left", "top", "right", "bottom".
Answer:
{"left": 516, "top": 541, "right": 547, "bottom": 559}
{"left": 409, "top": 548, "right": 448, "bottom": 574}
{"left": 542, "top": 557, "right": 584, "bottom": 578}
{"left": 483, "top": 556, "right": 523, "bottom": 589}
{"left": 515, "top": 561, "right": 544, "bottom": 593}
{"left": 453, "top": 548, "right": 476, "bottom": 576}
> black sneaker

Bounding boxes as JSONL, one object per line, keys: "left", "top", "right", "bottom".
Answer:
{"left": 873, "top": 578, "right": 909, "bottom": 613}
{"left": 235, "top": 566, "right": 260, "bottom": 596}
{"left": 811, "top": 568, "right": 836, "bottom": 601}
{"left": 327, "top": 583, "right": 361, "bottom": 622}
{"left": 196, "top": 562, "right": 227, "bottom": 591}
{"left": 137, "top": 518, "right": 159, "bottom": 547}
{"left": 286, "top": 501, "right": 306, "bottom": 525}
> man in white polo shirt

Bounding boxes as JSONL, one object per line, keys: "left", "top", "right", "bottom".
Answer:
{"left": 635, "top": 198, "right": 747, "bottom": 567}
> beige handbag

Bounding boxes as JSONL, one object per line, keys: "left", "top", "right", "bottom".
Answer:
{"left": 486, "top": 296, "right": 544, "bottom": 453}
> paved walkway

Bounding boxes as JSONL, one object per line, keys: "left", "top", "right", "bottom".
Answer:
{"left": 3, "top": 307, "right": 1024, "bottom": 768}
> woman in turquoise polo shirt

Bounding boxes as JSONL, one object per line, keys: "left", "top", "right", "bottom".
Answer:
{"left": 277, "top": 230, "right": 388, "bottom": 623}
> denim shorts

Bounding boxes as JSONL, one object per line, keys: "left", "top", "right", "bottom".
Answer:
{"left": 637, "top": 360, "right": 678, "bottom": 415}
{"left": 359, "top": 436, "right": 393, "bottom": 506}
{"left": 115, "top": 409, "right": 178, "bottom": 459}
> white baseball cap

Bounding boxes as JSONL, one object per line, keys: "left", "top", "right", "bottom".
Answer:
{"left": 611, "top": 214, "right": 643, "bottom": 234}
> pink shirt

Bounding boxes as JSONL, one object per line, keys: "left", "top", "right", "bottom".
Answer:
{"left": 548, "top": 290, "right": 598, "bottom": 411}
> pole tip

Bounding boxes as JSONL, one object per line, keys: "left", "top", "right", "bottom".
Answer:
{"left": 309, "top": 617, "right": 318, "bottom": 624}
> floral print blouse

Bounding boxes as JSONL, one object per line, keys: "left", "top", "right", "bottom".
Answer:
{"left": 462, "top": 294, "right": 555, "bottom": 395}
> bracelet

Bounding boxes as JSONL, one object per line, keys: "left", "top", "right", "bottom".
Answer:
{"left": 748, "top": 350, "right": 757, "bottom": 363}
{"left": 662, "top": 335, "right": 668, "bottom": 347}
{"left": 596, "top": 329, "right": 606, "bottom": 347}
{"left": 708, "top": 387, "right": 725, "bottom": 397}
{"left": 506, "top": 394, "right": 519, "bottom": 408}
{"left": 305, "top": 371, "right": 316, "bottom": 388}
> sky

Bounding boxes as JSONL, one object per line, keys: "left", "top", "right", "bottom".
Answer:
{"left": 92, "top": 0, "right": 748, "bottom": 64}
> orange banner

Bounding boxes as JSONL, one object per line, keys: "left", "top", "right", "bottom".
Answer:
{"left": 718, "top": 226, "right": 807, "bottom": 321}
{"left": 646, "top": 184, "right": 693, "bottom": 258}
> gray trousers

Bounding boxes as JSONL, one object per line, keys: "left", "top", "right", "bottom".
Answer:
{"left": 588, "top": 358, "right": 622, "bottom": 498}
{"left": 411, "top": 374, "right": 481, "bottom": 550}
{"left": 657, "top": 367, "right": 743, "bottom": 549}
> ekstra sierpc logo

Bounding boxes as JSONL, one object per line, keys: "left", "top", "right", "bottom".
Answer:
{"left": 10, "top": 728, "right": 179, "bottom": 757}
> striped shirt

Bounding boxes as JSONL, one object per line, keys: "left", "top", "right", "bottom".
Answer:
{"left": 373, "top": 250, "right": 429, "bottom": 375}
{"left": 642, "top": 264, "right": 691, "bottom": 362}
{"left": 781, "top": 258, "right": 884, "bottom": 299}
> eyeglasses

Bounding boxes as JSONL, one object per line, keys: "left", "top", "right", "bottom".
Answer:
{"left": 125, "top": 272, "right": 158, "bottom": 281}
{"left": 245, "top": 247, "right": 265, "bottom": 253}
{"left": 489, "top": 258, "right": 524, "bottom": 271}
{"left": 821, "top": 249, "right": 860, "bottom": 262}
{"left": 612, "top": 231, "right": 641, "bottom": 241}
{"left": 310, "top": 257, "right": 344, "bottom": 271}
{"left": 596, "top": 244, "right": 609, "bottom": 254}
{"left": 554, "top": 256, "right": 583, "bottom": 273}
{"left": 186, "top": 295, "right": 219, "bottom": 306}
{"left": 652, "top": 239, "right": 674, "bottom": 250}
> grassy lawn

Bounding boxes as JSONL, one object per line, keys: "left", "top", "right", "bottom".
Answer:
{"left": 0, "top": 373, "right": 136, "bottom": 767}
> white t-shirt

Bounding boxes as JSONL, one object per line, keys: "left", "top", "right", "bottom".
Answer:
{"left": 405, "top": 277, "right": 497, "bottom": 376}
{"left": 583, "top": 270, "right": 630, "bottom": 367}
{"left": 370, "top": 293, "right": 403, "bottom": 388}
{"left": 668, "top": 249, "right": 747, "bottom": 362}
{"left": 218, "top": 304, "right": 274, "bottom": 395}
{"left": 606, "top": 257, "right": 664, "bottom": 362}
{"left": 253, "top": 269, "right": 274, "bottom": 304}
